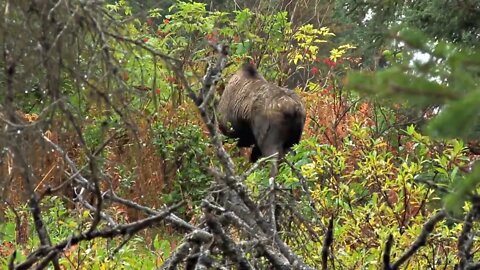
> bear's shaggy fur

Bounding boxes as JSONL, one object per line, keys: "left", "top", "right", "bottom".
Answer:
{"left": 217, "top": 63, "right": 306, "bottom": 176}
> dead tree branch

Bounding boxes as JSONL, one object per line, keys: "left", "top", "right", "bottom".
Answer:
{"left": 13, "top": 202, "right": 183, "bottom": 270}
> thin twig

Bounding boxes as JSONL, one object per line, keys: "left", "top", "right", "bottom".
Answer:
{"left": 109, "top": 234, "right": 134, "bottom": 258}
{"left": 14, "top": 202, "right": 183, "bottom": 270}
{"left": 391, "top": 210, "right": 446, "bottom": 269}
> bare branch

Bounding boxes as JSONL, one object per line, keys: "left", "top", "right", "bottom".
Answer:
{"left": 14, "top": 202, "right": 184, "bottom": 270}
{"left": 391, "top": 210, "right": 446, "bottom": 269}
{"left": 159, "top": 242, "right": 192, "bottom": 270}
{"left": 76, "top": 190, "right": 117, "bottom": 227}
{"left": 203, "top": 203, "right": 254, "bottom": 270}
{"left": 42, "top": 133, "right": 196, "bottom": 232}
{"left": 458, "top": 205, "right": 480, "bottom": 270}
{"left": 322, "top": 217, "right": 334, "bottom": 270}
{"left": 159, "top": 230, "right": 213, "bottom": 270}
{"left": 383, "top": 234, "right": 394, "bottom": 270}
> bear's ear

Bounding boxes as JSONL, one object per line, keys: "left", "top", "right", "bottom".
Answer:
{"left": 241, "top": 62, "right": 258, "bottom": 78}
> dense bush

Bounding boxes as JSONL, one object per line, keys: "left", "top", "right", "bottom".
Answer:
{"left": 1, "top": 1, "right": 480, "bottom": 269}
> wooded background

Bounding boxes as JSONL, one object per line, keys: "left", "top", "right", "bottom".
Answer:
{"left": 1, "top": 0, "right": 480, "bottom": 269}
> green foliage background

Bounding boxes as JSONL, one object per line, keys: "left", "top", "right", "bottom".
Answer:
{"left": 1, "top": 0, "right": 480, "bottom": 269}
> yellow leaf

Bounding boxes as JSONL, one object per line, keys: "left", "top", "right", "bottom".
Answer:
{"left": 293, "top": 53, "right": 303, "bottom": 65}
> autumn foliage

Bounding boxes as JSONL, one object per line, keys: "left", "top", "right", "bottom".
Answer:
{"left": 1, "top": 1, "right": 480, "bottom": 269}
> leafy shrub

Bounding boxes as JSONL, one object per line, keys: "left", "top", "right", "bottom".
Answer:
{"left": 5, "top": 1, "right": 479, "bottom": 269}
{"left": 152, "top": 119, "right": 212, "bottom": 209}
{"left": 244, "top": 122, "right": 469, "bottom": 268}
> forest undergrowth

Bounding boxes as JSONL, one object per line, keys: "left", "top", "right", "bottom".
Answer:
{"left": 1, "top": 1, "right": 480, "bottom": 269}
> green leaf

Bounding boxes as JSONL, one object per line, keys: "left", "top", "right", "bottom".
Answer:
{"left": 235, "top": 8, "right": 252, "bottom": 29}
{"left": 159, "top": 240, "right": 171, "bottom": 257}
{"left": 347, "top": 68, "right": 457, "bottom": 103}
{"left": 444, "top": 163, "right": 480, "bottom": 215}
{"left": 426, "top": 90, "right": 480, "bottom": 139}
{"left": 397, "top": 27, "right": 429, "bottom": 50}
{"left": 235, "top": 41, "right": 251, "bottom": 55}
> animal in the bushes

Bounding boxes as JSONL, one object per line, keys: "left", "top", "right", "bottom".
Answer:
{"left": 217, "top": 63, "right": 306, "bottom": 177}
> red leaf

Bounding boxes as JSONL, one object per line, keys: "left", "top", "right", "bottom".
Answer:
{"left": 323, "top": 58, "right": 337, "bottom": 68}
{"left": 146, "top": 17, "right": 154, "bottom": 26}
